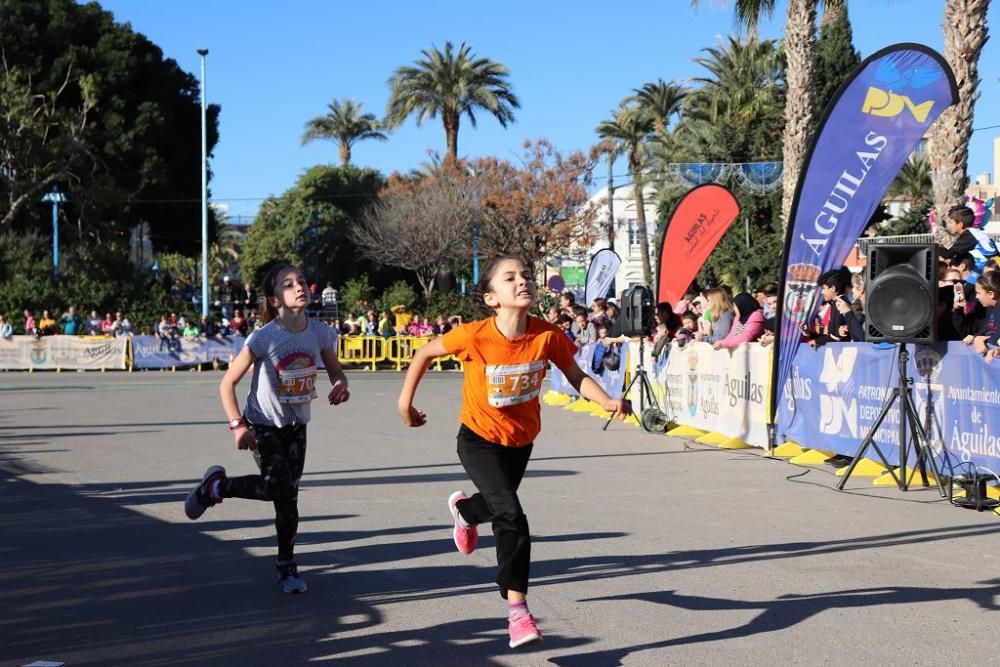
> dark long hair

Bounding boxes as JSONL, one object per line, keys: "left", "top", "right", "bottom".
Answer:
{"left": 259, "top": 262, "right": 301, "bottom": 325}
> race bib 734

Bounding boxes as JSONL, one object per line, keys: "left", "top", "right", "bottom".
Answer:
{"left": 486, "top": 360, "right": 546, "bottom": 408}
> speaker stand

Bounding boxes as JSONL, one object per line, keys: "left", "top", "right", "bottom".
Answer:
{"left": 604, "top": 337, "right": 658, "bottom": 432}
{"left": 836, "top": 344, "right": 946, "bottom": 495}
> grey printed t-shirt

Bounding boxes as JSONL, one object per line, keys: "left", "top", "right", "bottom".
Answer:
{"left": 243, "top": 318, "right": 337, "bottom": 427}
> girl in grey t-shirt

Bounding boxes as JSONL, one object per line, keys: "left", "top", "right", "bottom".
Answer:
{"left": 184, "top": 263, "right": 350, "bottom": 594}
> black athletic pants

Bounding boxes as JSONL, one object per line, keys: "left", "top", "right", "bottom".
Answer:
{"left": 218, "top": 422, "right": 307, "bottom": 562}
{"left": 455, "top": 423, "right": 533, "bottom": 598}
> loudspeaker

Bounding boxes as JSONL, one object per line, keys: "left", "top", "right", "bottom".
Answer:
{"left": 620, "top": 285, "right": 655, "bottom": 337}
{"left": 865, "top": 243, "right": 937, "bottom": 343}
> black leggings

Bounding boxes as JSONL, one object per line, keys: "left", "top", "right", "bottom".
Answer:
{"left": 218, "top": 423, "right": 307, "bottom": 562}
{"left": 455, "top": 424, "right": 533, "bottom": 598}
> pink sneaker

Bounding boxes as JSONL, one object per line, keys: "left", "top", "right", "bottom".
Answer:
{"left": 508, "top": 613, "right": 542, "bottom": 649}
{"left": 447, "top": 490, "right": 478, "bottom": 555}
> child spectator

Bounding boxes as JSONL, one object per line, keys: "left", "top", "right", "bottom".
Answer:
{"left": 101, "top": 313, "right": 114, "bottom": 336}
{"left": 24, "top": 310, "right": 38, "bottom": 337}
{"left": 570, "top": 306, "right": 597, "bottom": 346}
{"left": 939, "top": 204, "right": 998, "bottom": 285}
{"left": 556, "top": 313, "right": 575, "bottom": 342}
{"left": 674, "top": 311, "right": 698, "bottom": 348}
{"left": 0, "top": 313, "right": 12, "bottom": 340}
{"left": 231, "top": 309, "right": 248, "bottom": 337}
{"left": 378, "top": 310, "right": 394, "bottom": 338}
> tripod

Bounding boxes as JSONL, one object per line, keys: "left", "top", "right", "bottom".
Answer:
{"left": 604, "top": 336, "right": 659, "bottom": 432}
{"left": 836, "top": 343, "right": 946, "bottom": 495}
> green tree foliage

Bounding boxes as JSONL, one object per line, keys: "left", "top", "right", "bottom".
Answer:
{"left": 874, "top": 203, "right": 931, "bottom": 237}
{"left": 241, "top": 165, "right": 384, "bottom": 288}
{"left": 813, "top": 5, "right": 861, "bottom": 118}
{"left": 887, "top": 155, "right": 933, "bottom": 206}
{"left": 375, "top": 280, "right": 418, "bottom": 314}
{"left": 0, "top": 230, "right": 177, "bottom": 333}
{"left": 0, "top": 0, "right": 221, "bottom": 253}
{"left": 386, "top": 41, "right": 519, "bottom": 159}
{"left": 339, "top": 275, "right": 376, "bottom": 314}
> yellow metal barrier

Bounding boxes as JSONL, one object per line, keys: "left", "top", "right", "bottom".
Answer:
{"left": 377, "top": 335, "right": 463, "bottom": 371}
{"left": 338, "top": 335, "right": 386, "bottom": 371}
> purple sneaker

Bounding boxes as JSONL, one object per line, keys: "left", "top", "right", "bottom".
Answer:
{"left": 184, "top": 465, "right": 226, "bottom": 520}
{"left": 508, "top": 613, "right": 542, "bottom": 649}
{"left": 448, "top": 490, "right": 478, "bottom": 555}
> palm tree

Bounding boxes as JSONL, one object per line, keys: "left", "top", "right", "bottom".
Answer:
{"left": 692, "top": 0, "right": 818, "bottom": 230}
{"left": 930, "top": 0, "right": 989, "bottom": 244}
{"left": 597, "top": 104, "right": 656, "bottom": 285}
{"left": 689, "top": 37, "right": 783, "bottom": 126}
{"left": 385, "top": 41, "right": 520, "bottom": 160}
{"left": 887, "top": 154, "right": 933, "bottom": 206}
{"left": 301, "top": 99, "right": 387, "bottom": 167}
{"left": 631, "top": 80, "right": 687, "bottom": 135}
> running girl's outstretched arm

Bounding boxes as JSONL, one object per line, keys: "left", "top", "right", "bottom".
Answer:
{"left": 397, "top": 336, "right": 450, "bottom": 427}
{"left": 320, "top": 347, "right": 350, "bottom": 405}
{"left": 560, "top": 362, "right": 632, "bottom": 420}
{"left": 219, "top": 344, "right": 258, "bottom": 450}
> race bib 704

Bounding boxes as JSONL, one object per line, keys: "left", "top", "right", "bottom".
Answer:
{"left": 486, "top": 360, "right": 546, "bottom": 408}
{"left": 276, "top": 352, "right": 318, "bottom": 405}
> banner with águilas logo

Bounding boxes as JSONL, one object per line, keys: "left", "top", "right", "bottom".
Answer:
{"left": 656, "top": 184, "right": 740, "bottom": 306}
{"left": 770, "top": 44, "right": 958, "bottom": 435}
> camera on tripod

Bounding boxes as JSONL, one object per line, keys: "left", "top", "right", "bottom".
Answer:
{"left": 620, "top": 285, "right": 655, "bottom": 338}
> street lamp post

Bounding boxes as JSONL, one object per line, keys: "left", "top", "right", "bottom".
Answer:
{"left": 41, "top": 188, "right": 66, "bottom": 276}
{"left": 472, "top": 222, "right": 480, "bottom": 285}
{"left": 197, "top": 48, "right": 209, "bottom": 318}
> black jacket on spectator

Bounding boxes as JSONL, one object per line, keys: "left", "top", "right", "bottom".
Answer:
{"left": 811, "top": 300, "right": 848, "bottom": 345}
{"left": 842, "top": 309, "right": 865, "bottom": 342}
{"left": 953, "top": 301, "right": 988, "bottom": 338}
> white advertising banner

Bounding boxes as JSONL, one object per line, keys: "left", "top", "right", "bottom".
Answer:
{"left": 634, "top": 341, "right": 770, "bottom": 447}
{"left": 0, "top": 335, "right": 128, "bottom": 370}
{"left": 584, "top": 249, "right": 622, "bottom": 305}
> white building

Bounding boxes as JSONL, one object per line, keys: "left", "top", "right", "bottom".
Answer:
{"left": 548, "top": 183, "right": 659, "bottom": 301}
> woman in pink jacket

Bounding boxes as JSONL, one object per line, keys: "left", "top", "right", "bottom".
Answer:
{"left": 714, "top": 292, "right": 765, "bottom": 349}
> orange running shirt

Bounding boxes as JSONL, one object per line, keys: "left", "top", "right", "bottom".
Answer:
{"left": 441, "top": 316, "right": 578, "bottom": 446}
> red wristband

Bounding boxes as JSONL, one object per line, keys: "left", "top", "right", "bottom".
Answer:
{"left": 227, "top": 418, "right": 246, "bottom": 431}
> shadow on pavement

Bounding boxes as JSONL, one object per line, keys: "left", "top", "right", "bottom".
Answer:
{"left": 0, "top": 466, "right": 598, "bottom": 666}
{"left": 551, "top": 581, "right": 1000, "bottom": 665}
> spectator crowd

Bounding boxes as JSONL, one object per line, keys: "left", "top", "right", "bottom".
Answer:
{"left": 5, "top": 206, "right": 996, "bottom": 365}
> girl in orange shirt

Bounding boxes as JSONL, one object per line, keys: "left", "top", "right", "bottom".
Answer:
{"left": 397, "top": 255, "right": 630, "bottom": 649}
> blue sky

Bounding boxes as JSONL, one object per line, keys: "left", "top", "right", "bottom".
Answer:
{"left": 95, "top": 0, "right": 1000, "bottom": 220}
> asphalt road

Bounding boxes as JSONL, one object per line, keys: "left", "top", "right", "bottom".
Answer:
{"left": 3, "top": 371, "right": 1000, "bottom": 666}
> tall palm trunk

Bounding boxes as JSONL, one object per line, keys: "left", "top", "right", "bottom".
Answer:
{"left": 931, "top": 0, "right": 989, "bottom": 244}
{"left": 339, "top": 142, "right": 351, "bottom": 167}
{"left": 780, "top": 0, "right": 818, "bottom": 231}
{"left": 444, "top": 112, "right": 459, "bottom": 160}
{"left": 630, "top": 146, "right": 653, "bottom": 286}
